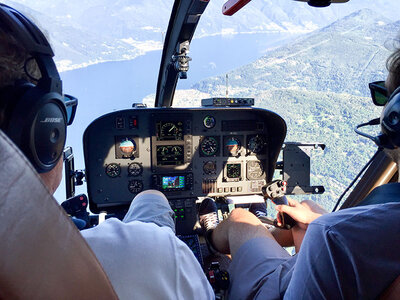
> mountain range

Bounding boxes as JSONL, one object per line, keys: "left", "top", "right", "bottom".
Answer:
{"left": 193, "top": 9, "right": 396, "bottom": 98}
{"left": 4, "top": 0, "right": 400, "bottom": 71}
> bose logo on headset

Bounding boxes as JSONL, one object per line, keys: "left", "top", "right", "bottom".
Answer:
{"left": 0, "top": 4, "right": 74, "bottom": 173}
{"left": 40, "top": 118, "right": 64, "bottom": 123}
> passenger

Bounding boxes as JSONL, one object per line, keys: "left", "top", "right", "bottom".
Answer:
{"left": 203, "top": 43, "right": 400, "bottom": 299}
{"left": 0, "top": 5, "right": 214, "bottom": 300}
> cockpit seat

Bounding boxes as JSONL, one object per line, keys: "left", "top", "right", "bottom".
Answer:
{"left": 0, "top": 130, "right": 117, "bottom": 299}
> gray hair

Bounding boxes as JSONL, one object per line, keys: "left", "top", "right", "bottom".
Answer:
{"left": 386, "top": 38, "right": 400, "bottom": 93}
{"left": 0, "top": 27, "right": 41, "bottom": 127}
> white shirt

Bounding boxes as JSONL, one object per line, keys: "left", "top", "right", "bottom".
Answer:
{"left": 82, "top": 218, "right": 214, "bottom": 300}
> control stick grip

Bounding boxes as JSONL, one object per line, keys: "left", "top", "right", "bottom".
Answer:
{"left": 261, "top": 180, "right": 297, "bottom": 230}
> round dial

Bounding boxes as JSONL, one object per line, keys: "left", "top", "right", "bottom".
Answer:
{"left": 105, "top": 163, "right": 121, "bottom": 178}
{"left": 128, "top": 162, "right": 142, "bottom": 176}
{"left": 247, "top": 160, "right": 264, "bottom": 180}
{"left": 227, "top": 163, "right": 241, "bottom": 179}
{"left": 203, "top": 116, "right": 216, "bottom": 129}
{"left": 225, "top": 137, "right": 241, "bottom": 156}
{"left": 160, "top": 122, "right": 179, "bottom": 139}
{"left": 201, "top": 137, "right": 218, "bottom": 156}
{"left": 128, "top": 180, "right": 143, "bottom": 194}
{"left": 203, "top": 161, "right": 216, "bottom": 175}
{"left": 247, "top": 135, "right": 266, "bottom": 154}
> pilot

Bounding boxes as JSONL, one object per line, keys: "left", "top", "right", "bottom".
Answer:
{"left": 0, "top": 4, "right": 214, "bottom": 299}
{"left": 203, "top": 42, "right": 400, "bottom": 299}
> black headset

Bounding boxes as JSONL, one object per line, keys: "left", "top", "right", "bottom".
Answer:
{"left": 0, "top": 4, "right": 67, "bottom": 173}
{"left": 380, "top": 86, "right": 400, "bottom": 149}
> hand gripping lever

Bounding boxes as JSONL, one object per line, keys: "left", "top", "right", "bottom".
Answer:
{"left": 260, "top": 180, "right": 297, "bottom": 230}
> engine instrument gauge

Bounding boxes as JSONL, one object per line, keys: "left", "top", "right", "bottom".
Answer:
{"left": 200, "top": 137, "right": 219, "bottom": 157}
{"left": 247, "top": 135, "right": 266, "bottom": 154}
{"left": 128, "top": 162, "right": 143, "bottom": 176}
{"left": 172, "top": 146, "right": 183, "bottom": 155}
{"left": 246, "top": 160, "right": 264, "bottom": 180}
{"left": 128, "top": 180, "right": 143, "bottom": 194}
{"left": 105, "top": 163, "right": 121, "bottom": 178}
{"left": 157, "top": 121, "right": 183, "bottom": 141}
{"left": 203, "top": 116, "right": 216, "bottom": 129}
{"left": 156, "top": 145, "right": 184, "bottom": 165}
{"left": 203, "top": 161, "right": 217, "bottom": 175}
{"left": 225, "top": 137, "right": 241, "bottom": 156}
{"left": 227, "top": 163, "right": 241, "bottom": 179}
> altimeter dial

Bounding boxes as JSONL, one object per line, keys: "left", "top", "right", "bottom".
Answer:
{"left": 200, "top": 137, "right": 219, "bottom": 157}
{"left": 247, "top": 135, "right": 266, "bottom": 154}
{"left": 128, "top": 162, "right": 143, "bottom": 176}
{"left": 128, "top": 180, "right": 143, "bottom": 194}
{"left": 105, "top": 163, "right": 121, "bottom": 178}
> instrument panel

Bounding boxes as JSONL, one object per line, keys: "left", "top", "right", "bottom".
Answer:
{"left": 83, "top": 107, "right": 286, "bottom": 213}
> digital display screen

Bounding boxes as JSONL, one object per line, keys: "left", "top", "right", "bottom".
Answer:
{"left": 162, "top": 176, "right": 185, "bottom": 190}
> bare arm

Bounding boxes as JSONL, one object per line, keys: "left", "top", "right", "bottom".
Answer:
{"left": 275, "top": 199, "right": 328, "bottom": 251}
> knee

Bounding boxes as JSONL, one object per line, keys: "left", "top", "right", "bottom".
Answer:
{"left": 229, "top": 208, "right": 261, "bottom": 226}
{"left": 229, "top": 208, "right": 253, "bottom": 221}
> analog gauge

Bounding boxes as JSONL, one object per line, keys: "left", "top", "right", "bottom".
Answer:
{"left": 157, "top": 121, "right": 183, "bottom": 141}
{"left": 203, "top": 161, "right": 216, "bottom": 175}
{"left": 157, "top": 146, "right": 169, "bottom": 156}
{"left": 227, "top": 163, "right": 241, "bottom": 179}
{"left": 203, "top": 116, "right": 216, "bottom": 129}
{"left": 225, "top": 137, "right": 241, "bottom": 156}
{"left": 247, "top": 160, "right": 264, "bottom": 180}
{"left": 156, "top": 145, "right": 184, "bottom": 166}
{"left": 172, "top": 146, "right": 183, "bottom": 155}
{"left": 200, "top": 137, "right": 218, "bottom": 156}
{"left": 128, "top": 162, "right": 142, "bottom": 176}
{"left": 128, "top": 180, "right": 143, "bottom": 194}
{"left": 247, "top": 135, "right": 266, "bottom": 154}
{"left": 161, "top": 122, "right": 178, "bottom": 136}
{"left": 105, "top": 163, "right": 121, "bottom": 178}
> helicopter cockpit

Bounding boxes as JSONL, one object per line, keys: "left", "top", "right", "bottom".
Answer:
{"left": 60, "top": 0, "right": 335, "bottom": 292}
{"left": 3, "top": 0, "right": 400, "bottom": 298}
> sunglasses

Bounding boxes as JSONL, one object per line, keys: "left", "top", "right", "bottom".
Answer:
{"left": 64, "top": 94, "right": 78, "bottom": 125}
{"left": 369, "top": 81, "right": 388, "bottom": 106}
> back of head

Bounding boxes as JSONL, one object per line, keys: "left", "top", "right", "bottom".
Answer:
{"left": 0, "top": 4, "right": 68, "bottom": 173}
{"left": 379, "top": 44, "right": 400, "bottom": 153}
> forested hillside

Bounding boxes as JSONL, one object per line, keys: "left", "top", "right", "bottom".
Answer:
{"left": 167, "top": 9, "right": 395, "bottom": 209}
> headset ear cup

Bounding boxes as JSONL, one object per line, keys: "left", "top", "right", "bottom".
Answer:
{"left": 32, "top": 98, "right": 67, "bottom": 172}
{"left": 4, "top": 82, "right": 67, "bottom": 173}
{"left": 381, "top": 90, "right": 400, "bottom": 148}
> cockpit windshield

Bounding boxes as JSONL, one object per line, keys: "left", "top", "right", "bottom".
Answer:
{"left": 4, "top": 0, "right": 399, "bottom": 210}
